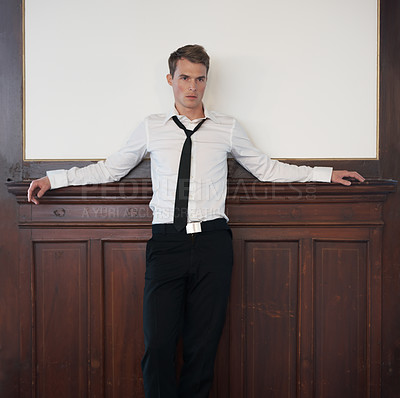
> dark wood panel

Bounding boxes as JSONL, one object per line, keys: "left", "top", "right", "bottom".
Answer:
{"left": 29, "top": 203, "right": 153, "bottom": 226}
{"left": 298, "top": 238, "right": 314, "bottom": 398}
{"left": 314, "top": 241, "right": 368, "bottom": 398}
{"left": 227, "top": 201, "right": 384, "bottom": 227}
{"left": 0, "top": 0, "right": 23, "bottom": 396}
{"left": 103, "top": 241, "right": 147, "bottom": 398}
{"left": 379, "top": 1, "right": 400, "bottom": 396}
{"left": 243, "top": 241, "right": 299, "bottom": 398}
{"left": 7, "top": 179, "right": 396, "bottom": 205}
{"left": 33, "top": 241, "right": 89, "bottom": 398}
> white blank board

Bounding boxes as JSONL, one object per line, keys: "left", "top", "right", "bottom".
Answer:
{"left": 24, "top": 0, "right": 378, "bottom": 160}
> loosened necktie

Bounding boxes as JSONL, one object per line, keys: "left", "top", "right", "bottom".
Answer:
{"left": 172, "top": 116, "right": 207, "bottom": 231}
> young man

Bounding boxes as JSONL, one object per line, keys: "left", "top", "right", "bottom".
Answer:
{"left": 27, "top": 45, "right": 364, "bottom": 398}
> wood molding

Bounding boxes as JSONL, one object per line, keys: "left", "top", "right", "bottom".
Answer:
{"left": 7, "top": 179, "right": 397, "bottom": 203}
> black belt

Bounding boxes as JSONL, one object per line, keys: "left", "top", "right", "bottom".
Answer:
{"left": 152, "top": 218, "right": 229, "bottom": 234}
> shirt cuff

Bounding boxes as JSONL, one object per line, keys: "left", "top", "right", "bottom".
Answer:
{"left": 311, "top": 166, "right": 333, "bottom": 182}
{"left": 46, "top": 169, "right": 69, "bottom": 189}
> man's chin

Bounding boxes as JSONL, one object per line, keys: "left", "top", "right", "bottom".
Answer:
{"left": 185, "top": 99, "right": 202, "bottom": 107}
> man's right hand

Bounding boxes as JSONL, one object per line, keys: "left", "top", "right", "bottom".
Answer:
{"left": 27, "top": 176, "right": 51, "bottom": 205}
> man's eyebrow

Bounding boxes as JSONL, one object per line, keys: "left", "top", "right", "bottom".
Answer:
{"left": 178, "top": 74, "right": 206, "bottom": 79}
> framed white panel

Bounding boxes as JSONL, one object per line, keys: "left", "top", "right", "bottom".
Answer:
{"left": 24, "top": 0, "right": 378, "bottom": 160}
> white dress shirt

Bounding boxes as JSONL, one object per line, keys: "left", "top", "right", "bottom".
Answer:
{"left": 47, "top": 108, "right": 333, "bottom": 224}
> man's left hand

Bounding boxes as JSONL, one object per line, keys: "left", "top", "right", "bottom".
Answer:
{"left": 331, "top": 170, "right": 365, "bottom": 186}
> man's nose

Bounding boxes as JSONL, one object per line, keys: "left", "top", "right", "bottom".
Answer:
{"left": 189, "top": 80, "right": 197, "bottom": 91}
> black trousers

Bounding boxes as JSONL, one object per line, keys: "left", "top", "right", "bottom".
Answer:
{"left": 141, "top": 226, "right": 233, "bottom": 398}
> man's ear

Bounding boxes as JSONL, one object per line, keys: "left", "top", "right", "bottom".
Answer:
{"left": 166, "top": 74, "right": 173, "bottom": 86}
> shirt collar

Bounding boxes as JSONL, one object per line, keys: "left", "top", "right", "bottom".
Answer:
{"left": 162, "top": 105, "right": 219, "bottom": 125}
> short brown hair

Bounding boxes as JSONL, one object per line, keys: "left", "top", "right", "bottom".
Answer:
{"left": 168, "top": 44, "right": 210, "bottom": 77}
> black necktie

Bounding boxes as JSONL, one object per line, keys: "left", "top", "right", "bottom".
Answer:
{"left": 172, "top": 116, "right": 207, "bottom": 231}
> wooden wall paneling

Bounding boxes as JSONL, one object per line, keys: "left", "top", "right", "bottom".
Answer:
{"left": 89, "top": 238, "right": 104, "bottom": 398}
{"left": 18, "top": 228, "right": 34, "bottom": 398}
{"left": 226, "top": 194, "right": 385, "bottom": 227}
{"left": 103, "top": 240, "right": 147, "bottom": 398}
{"left": 28, "top": 201, "right": 153, "bottom": 227}
{"left": 6, "top": 181, "right": 395, "bottom": 398}
{"left": 243, "top": 240, "right": 299, "bottom": 398}
{"left": 298, "top": 238, "right": 314, "bottom": 398}
{"left": 369, "top": 228, "right": 384, "bottom": 397}
{"left": 314, "top": 240, "right": 368, "bottom": 398}
{"left": 228, "top": 225, "right": 384, "bottom": 398}
{"left": 379, "top": 1, "right": 400, "bottom": 396}
{"left": 0, "top": 1, "right": 23, "bottom": 396}
{"left": 33, "top": 241, "right": 89, "bottom": 398}
{"left": 229, "top": 230, "right": 245, "bottom": 398}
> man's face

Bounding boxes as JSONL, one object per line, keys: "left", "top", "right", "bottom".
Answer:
{"left": 167, "top": 58, "right": 207, "bottom": 115}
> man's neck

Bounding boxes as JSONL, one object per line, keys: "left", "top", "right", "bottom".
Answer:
{"left": 175, "top": 104, "right": 205, "bottom": 121}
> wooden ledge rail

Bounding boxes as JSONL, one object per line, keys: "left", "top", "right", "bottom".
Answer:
{"left": 6, "top": 179, "right": 397, "bottom": 229}
{"left": 6, "top": 178, "right": 397, "bottom": 202}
